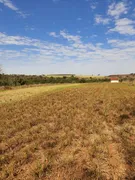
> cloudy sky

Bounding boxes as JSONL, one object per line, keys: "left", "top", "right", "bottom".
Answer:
{"left": 0, "top": 0, "right": 135, "bottom": 75}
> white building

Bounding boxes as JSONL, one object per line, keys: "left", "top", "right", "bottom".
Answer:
{"left": 110, "top": 78, "right": 119, "bottom": 83}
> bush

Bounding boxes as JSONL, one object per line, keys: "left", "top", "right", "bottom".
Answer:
{"left": 0, "top": 74, "right": 110, "bottom": 86}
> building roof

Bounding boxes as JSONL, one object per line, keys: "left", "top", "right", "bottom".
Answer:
{"left": 110, "top": 77, "right": 119, "bottom": 80}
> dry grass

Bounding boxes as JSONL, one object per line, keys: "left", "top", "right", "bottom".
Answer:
{"left": 0, "top": 83, "right": 135, "bottom": 180}
{"left": 0, "top": 84, "right": 81, "bottom": 104}
{"left": 76, "top": 75, "right": 105, "bottom": 79}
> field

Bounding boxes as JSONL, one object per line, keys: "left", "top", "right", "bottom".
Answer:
{"left": 46, "top": 74, "right": 105, "bottom": 79}
{"left": 76, "top": 75, "right": 105, "bottom": 79}
{"left": 0, "top": 83, "right": 135, "bottom": 179}
{"left": 0, "top": 84, "right": 80, "bottom": 104}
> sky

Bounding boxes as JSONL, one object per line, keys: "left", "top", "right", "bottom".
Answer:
{"left": 0, "top": 0, "right": 135, "bottom": 75}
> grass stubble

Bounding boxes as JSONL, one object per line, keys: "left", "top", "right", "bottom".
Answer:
{"left": 0, "top": 83, "right": 135, "bottom": 179}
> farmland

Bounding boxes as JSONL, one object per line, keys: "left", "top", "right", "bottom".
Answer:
{"left": 0, "top": 84, "right": 81, "bottom": 104}
{"left": 0, "top": 83, "right": 135, "bottom": 180}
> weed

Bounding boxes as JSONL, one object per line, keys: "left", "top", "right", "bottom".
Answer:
{"left": 33, "top": 161, "right": 52, "bottom": 179}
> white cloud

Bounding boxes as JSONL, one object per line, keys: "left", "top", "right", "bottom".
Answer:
{"left": 0, "top": 0, "right": 18, "bottom": 10}
{"left": 0, "top": 0, "right": 28, "bottom": 18}
{"left": 115, "top": 18, "right": 134, "bottom": 26}
{"left": 109, "top": 18, "right": 135, "bottom": 35}
{"left": 25, "top": 26, "right": 35, "bottom": 31}
{"left": 0, "top": 32, "right": 46, "bottom": 47}
{"left": 95, "top": 15, "right": 110, "bottom": 25}
{"left": 91, "top": 4, "right": 96, "bottom": 10}
{"left": 1, "top": 31, "right": 135, "bottom": 75}
{"left": 108, "top": 39, "right": 135, "bottom": 48}
{"left": 18, "top": 11, "right": 29, "bottom": 18}
{"left": 89, "top": 1, "right": 97, "bottom": 10}
{"left": 108, "top": 2, "right": 128, "bottom": 19}
{"left": 60, "top": 30, "right": 81, "bottom": 44}
{"left": 49, "top": 32, "right": 59, "bottom": 38}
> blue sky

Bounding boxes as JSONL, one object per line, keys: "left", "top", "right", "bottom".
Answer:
{"left": 0, "top": 0, "right": 135, "bottom": 75}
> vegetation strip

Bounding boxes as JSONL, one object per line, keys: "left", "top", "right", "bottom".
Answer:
{"left": 0, "top": 74, "right": 109, "bottom": 87}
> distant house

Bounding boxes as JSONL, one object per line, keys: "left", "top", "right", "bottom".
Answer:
{"left": 110, "top": 77, "right": 119, "bottom": 83}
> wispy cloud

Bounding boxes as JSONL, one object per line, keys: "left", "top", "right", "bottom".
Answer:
{"left": 95, "top": 15, "right": 110, "bottom": 25}
{"left": 60, "top": 30, "right": 81, "bottom": 44}
{"left": 0, "top": 0, "right": 28, "bottom": 18}
{"left": 0, "top": 0, "right": 18, "bottom": 10}
{"left": 1, "top": 31, "right": 135, "bottom": 74}
{"left": 108, "top": 39, "right": 135, "bottom": 48}
{"left": 88, "top": 0, "right": 98, "bottom": 10}
{"left": 109, "top": 18, "right": 135, "bottom": 35}
{"left": 49, "top": 32, "right": 59, "bottom": 38}
{"left": 0, "top": 32, "right": 43, "bottom": 46}
{"left": 108, "top": 2, "right": 128, "bottom": 19}
{"left": 25, "top": 26, "right": 35, "bottom": 31}
{"left": 90, "top": 2, "right": 97, "bottom": 10}
{"left": 91, "top": 4, "right": 96, "bottom": 10}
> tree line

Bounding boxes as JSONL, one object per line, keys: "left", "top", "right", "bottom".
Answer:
{"left": 0, "top": 74, "right": 110, "bottom": 86}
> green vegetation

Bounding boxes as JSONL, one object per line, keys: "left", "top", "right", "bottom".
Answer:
{"left": 0, "top": 74, "right": 109, "bottom": 87}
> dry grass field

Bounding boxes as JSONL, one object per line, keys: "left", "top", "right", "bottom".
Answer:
{"left": 0, "top": 84, "right": 81, "bottom": 104}
{"left": 76, "top": 75, "right": 105, "bottom": 79}
{"left": 0, "top": 83, "right": 135, "bottom": 180}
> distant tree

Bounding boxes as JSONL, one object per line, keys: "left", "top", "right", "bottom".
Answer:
{"left": 129, "top": 77, "right": 134, "bottom": 86}
{"left": 63, "top": 76, "right": 67, "bottom": 79}
{"left": 119, "top": 79, "right": 123, "bottom": 83}
{"left": 71, "top": 75, "right": 75, "bottom": 78}
{"left": 79, "top": 78, "right": 86, "bottom": 83}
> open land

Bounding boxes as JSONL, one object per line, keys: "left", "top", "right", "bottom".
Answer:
{"left": 0, "top": 83, "right": 135, "bottom": 179}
